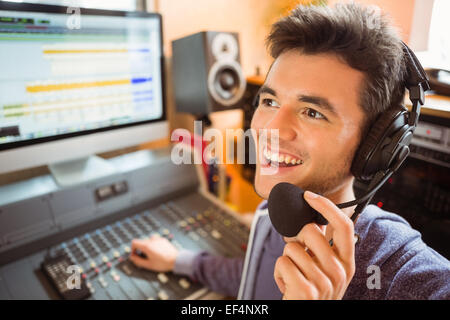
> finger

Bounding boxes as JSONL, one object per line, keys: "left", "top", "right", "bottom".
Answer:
{"left": 283, "top": 241, "right": 333, "bottom": 298}
{"left": 131, "top": 239, "right": 152, "bottom": 256}
{"left": 283, "top": 241, "right": 320, "bottom": 278}
{"left": 274, "top": 272, "right": 286, "bottom": 295}
{"left": 294, "top": 222, "right": 346, "bottom": 289}
{"left": 295, "top": 223, "right": 337, "bottom": 265}
{"left": 283, "top": 223, "right": 325, "bottom": 244}
{"left": 304, "top": 191, "right": 355, "bottom": 266}
{"left": 283, "top": 235, "right": 315, "bottom": 258}
{"left": 129, "top": 254, "right": 151, "bottom": 269}
{"left": 274, "top": 255, "right": 315, "bottom": 299}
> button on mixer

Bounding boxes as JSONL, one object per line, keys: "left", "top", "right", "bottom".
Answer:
{"left": 178, "top": 278, "right": 191, "bottom": 290}
{"left": 158, "top": 290, "right": 169, "bottom": 300}
{"left": 157, "top": 272, "right": 168, "bottom": 284}
{"left": 211, "top": 229, "right": 222, "bottom": 239}
{"left": 98, "top": 276, "right": 108, "bottom": 288}
{"left": 178, "top": 220, "right": 187, "bottom": 228}
{"left": 110, "top": 271, "right": 121, "bottom": 282}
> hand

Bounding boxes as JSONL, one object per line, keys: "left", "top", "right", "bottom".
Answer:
{"left": 273, "top": 191, "right": 356, "bottom": 300}
{"left": 129, "top": 234, "right": 179, "bottom": 272}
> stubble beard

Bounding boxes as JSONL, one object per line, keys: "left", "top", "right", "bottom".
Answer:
{"left": 253, "top": 148, "right": 355, "bottom": 199}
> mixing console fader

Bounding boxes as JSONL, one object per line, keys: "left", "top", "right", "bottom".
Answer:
{"left": 42, "top": 192, "right": 250, "bottom": 300}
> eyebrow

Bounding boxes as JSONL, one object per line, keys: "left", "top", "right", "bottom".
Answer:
{"left": 257, "top": 85, "right": 339, "bottom": 117}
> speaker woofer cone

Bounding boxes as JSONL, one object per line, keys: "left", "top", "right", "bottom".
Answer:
{"left": 208, "top": 60, "right": 246, "bottom": 107}
{"left": 214, "top": 67, "right": 240, "bottom": 100}
{"left": 218, "top": 69, "right": 238, "bottom": 91}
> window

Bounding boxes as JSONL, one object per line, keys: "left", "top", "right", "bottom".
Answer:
{"left": 412, "top": 0, "right": 450, "bottom": 71}
{"left": 426, "top": 0, "right": 450, "bottom": 70}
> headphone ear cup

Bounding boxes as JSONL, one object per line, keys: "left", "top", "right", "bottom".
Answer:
{"left": 351, "top": 105, "right": 408, "bottom": 180}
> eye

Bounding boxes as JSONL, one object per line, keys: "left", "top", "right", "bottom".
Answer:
{"left": 305, "top": 108, "right": 326, "bottom": 120}
{"left": 260, "top": 98, "right": 279, "bottom": 108}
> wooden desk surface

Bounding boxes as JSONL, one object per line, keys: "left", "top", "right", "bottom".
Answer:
{"left": 405, "top": 94, "right": 450, "bottom": 119}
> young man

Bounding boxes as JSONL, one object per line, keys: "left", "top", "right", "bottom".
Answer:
{"left": 130, "top": 3, "right": 450, "bottom": 299}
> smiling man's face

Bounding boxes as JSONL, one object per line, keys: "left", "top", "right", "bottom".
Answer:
{"left": 251, "top": 50, "right": 366, "bottom": 199}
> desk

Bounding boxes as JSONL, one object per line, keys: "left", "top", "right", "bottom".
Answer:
{"left": 405, "top": 94, "right": 450, "bottom": 119}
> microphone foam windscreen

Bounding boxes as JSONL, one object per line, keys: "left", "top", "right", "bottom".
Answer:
{"left": 268, "top": 182, "right": 327, "bottom": 237}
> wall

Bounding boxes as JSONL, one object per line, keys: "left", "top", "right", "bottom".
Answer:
{"left": 328, "top": 0, "right": 417, "bottom": 43}
{"left": 150, "top": 0, "right": 418, "bottom": 135}
{"left": 158, "top": 0, "right": 417, "bottom": 80}
{"left": 148, "top": 0, "right": 276, "bottom": 134}
{"left": 158, "top": 0, "right": 274, "bottom": 78}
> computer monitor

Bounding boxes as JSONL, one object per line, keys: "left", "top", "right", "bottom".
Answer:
{"left": 0, "top": 2, "right": 168, "bottom": 186}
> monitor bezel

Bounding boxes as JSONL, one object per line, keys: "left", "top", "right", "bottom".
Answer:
{"left": 0, "top": 1, "right": 167, "bottom": 152}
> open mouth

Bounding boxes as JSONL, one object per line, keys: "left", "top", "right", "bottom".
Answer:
{"left": 262, "top": 147, "right": 304, "bottom": 168}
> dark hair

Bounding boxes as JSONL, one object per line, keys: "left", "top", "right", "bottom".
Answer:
{"left": 266, "top": 2, "right": 407, "bottom": 135}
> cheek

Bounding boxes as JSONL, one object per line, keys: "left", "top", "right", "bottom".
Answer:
{"left": 336, "top": 124, "right": 361, "bottom": 153}
{"left": 250, "top": 109, "right": 270, "bottom": 144}
{"left": 308, "top": 126, "right": 360, "bottom": 165}
{"left": 303, "top": 130, "right": 330, "bottom": 155}
{"left": 304, "top": 128, "right": 348, "bottom": 161}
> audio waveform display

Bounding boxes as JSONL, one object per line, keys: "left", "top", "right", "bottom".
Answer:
{"left": 0, "top": 10, "right": 163, "bottom": 145}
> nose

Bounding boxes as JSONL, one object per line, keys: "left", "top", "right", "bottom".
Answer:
{"left": 265, "top": 105, "right": 297, "bottom": 141}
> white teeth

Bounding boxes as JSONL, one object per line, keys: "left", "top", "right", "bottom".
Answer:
{"left": 263, "top": 148, "right": 303, "bottom": 165}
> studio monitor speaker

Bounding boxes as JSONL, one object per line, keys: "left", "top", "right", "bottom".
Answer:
{"left": 172, "top": 31, "right": 246, "bottom": 115}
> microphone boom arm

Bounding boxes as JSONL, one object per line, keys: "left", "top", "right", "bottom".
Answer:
{"left": 336, "top": 169, "right": 395, "bottom": 222}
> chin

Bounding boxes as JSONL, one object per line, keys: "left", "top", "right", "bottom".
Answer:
{"left": 253, "top": 179, "right": 271, "bottom": 199}
{"left": 254, "top": 164, "right": 306, "bottom": 199}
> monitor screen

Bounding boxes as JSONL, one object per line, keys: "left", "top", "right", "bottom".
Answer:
{"left": 0, "top": 3, "right": 165, "bottom": 151}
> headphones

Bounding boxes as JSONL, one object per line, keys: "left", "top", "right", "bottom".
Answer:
{"left": 351, "top": 41, "right": 430, "bottom": 181}
{"left": 266, "top": 43, "right": 431, "bottom": 236}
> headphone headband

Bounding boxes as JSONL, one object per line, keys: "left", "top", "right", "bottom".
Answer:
{"left": 401, "top": 41, "right": 430, "bottom": 91}
{"left": 401, "top": 42, "right": 430, "bottom": 129}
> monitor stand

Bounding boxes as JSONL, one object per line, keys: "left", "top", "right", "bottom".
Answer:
{"left": 48, "top": 155, "right": 117, "bottom": 187}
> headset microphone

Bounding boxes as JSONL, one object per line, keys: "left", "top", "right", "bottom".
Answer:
{"left": 268, "top": 42, "right": 430, "bottom": 238}
{"left": 268, "top": 168, "right": 394, "bottom": 237}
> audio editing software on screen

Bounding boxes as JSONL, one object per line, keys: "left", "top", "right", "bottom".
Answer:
{"left": 0, "top": 10, "right": 163, "bottom": 146}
